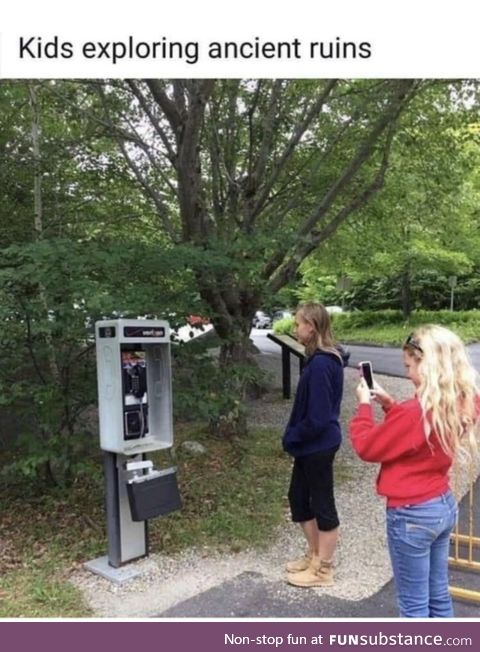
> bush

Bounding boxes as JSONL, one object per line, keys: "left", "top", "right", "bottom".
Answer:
{"left": 330, "top": 310, "right": 480, "bottom": 345}
{"left": 331, "top": 309, "right": 403, "bottom": 329}
{"left": 272, "top": 316, "right": 295, "bottom": 335}
{"left": 172, "top": 337, "right": 266, "bottom": 434}
{"left": 409, "top": 310, "right": 480, "bottom": 326}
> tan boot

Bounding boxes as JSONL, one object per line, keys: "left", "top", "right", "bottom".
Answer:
{"left": 286, "top": 551, "right": 312, "bottom": 574}
{"left": 287, "top": 557, "right": 334, "bottom": 587}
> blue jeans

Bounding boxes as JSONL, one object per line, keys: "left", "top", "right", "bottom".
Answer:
{"left": 386, "top": 490, "right": 458, "bottom": 618}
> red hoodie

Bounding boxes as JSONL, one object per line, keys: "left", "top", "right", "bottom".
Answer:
{"left": 349, "top": 399, "right": 452, "bottom": 507}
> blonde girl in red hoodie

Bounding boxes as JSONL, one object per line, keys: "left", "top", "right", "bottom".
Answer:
{"left": 350, "top": 325, "right": 479, "bottom": 618}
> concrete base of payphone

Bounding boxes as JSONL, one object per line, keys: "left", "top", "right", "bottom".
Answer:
{"left": 83, "top": 555, "right": 145, "bottom": 585}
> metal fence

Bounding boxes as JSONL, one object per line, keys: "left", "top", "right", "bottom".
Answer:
{"left": 449, "top": 479, "right": 480, "bottom": 604}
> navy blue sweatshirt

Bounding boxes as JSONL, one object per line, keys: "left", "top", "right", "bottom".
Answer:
{"left": 282, "top": 347, "right": 348, "bottom": 458}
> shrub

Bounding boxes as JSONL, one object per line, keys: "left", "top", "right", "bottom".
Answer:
{"left": 331, "top": 309, "right": 403, "bottom": 329}
{"left": 273, "top": 317, "right": 295, "bottom": 335}
{"left": 330, "top": 309, "right": 480, "bottom": 345}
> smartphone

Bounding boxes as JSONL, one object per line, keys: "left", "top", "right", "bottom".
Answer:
{"left": 359, "top": 361, "right": 374, "bottom": 390}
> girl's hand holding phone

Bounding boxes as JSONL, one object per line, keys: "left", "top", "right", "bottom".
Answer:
{"left": 370, "top": 381, "right": 395, "bottom": 410}
{"left": 355, "top": 378, "right": 372, "bottom": 404}
{"left": 356, "top": 377, "right": 395, "bottom": 410}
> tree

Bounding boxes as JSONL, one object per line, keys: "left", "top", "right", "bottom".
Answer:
{"left": 91, "top": 79, "right": 420, "bottom": 433}
{"left": 294, "top": 82, "right": 480, "bottom": 316}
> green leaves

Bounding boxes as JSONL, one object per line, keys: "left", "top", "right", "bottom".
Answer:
{"left": 295, "top": 82, "right": 480, "bottom": 313}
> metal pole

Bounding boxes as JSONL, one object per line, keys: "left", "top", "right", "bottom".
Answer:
{"left": 282, "top": 346, "right": 291, "bottom": 399}
{"left": 104, "top": 451, "right": 122, "bottom": 567}
{"left": 450, "top": 287, "right": 454, "bottom": 312}
{"left": 104, "top": 451, "right": 148, "bottom": 568}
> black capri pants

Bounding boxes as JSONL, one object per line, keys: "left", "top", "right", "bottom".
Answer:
{"left": 288, "top": 445, "right": 340, "bottom": 531}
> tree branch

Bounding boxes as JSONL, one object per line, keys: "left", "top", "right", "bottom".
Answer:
{"left": 249, "top": 79, "right": 339, "bottom": 222}
{"left": 97, "top": 84, "right": 178, "bottom": 240}
{"left": 126, "top": 80, "right": 177, "bottom": 163}
{"left": 145, "top": 80, "right": 183, "bottom": 134}
{"left": 265, "top": 80, "right": 420, "bottom": 290}
{"left": 299, "top": 81, "right": 417, "bottom": 238}
{"left": 251, "top": 80, "right": 284, "bottom": 186}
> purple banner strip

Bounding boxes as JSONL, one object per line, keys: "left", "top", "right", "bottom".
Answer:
{"left": 1, "top": 621, "right": 479, "bottom": 652}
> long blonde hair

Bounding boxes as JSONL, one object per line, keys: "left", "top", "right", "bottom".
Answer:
{"left": 295, "top": 302, "right": 342, "bottom": 361}
{"left": 403, "top": 324, "right": 479, "bottom": 459}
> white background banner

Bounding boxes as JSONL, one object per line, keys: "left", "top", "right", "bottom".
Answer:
{"left": 0, "top": 0, "right": 479, "bottom": 78}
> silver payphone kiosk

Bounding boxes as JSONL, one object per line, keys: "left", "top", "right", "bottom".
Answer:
{"left": 93, "top": 319, "right": 181, "bottom": 571}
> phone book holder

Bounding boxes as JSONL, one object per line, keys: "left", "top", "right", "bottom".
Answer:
{"left": 126, "top": 465, "right": 182, "bottom": 521}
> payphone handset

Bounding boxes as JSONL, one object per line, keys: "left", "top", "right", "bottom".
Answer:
{"left": 125, "top": 363, "right": 147, "bottom": 399}
{"left": 122, "top": 348, "right": 149, "bottom": 439}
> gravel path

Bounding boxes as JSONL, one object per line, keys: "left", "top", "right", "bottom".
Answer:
{"left": 71, "top": 355, "right": 419, "bottom": 618}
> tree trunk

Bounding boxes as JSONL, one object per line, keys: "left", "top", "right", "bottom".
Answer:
{"left": 401, "top": 267, "right": 412, "bottom": 319}
{"left": 29, "top": 83, "right": 66, "bottom": 484}
{"left": 28, "top": 83, "right": 61, "bottom": 385}
{"left": 209, "top": 306, "right": 260, "bottom": 437}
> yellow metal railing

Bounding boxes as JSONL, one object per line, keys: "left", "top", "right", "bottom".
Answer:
{"left": 449, "top": 480, "right": 480, "bottom": 604}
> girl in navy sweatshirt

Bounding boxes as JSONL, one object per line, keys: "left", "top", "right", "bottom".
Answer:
{"left": 283, "top": 303, "right": 349, "bottom": 588}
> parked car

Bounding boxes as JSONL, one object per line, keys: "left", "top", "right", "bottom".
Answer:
{"left": 272, "top": 309, "right": 293, "bottom": 323}
{"left": 325, "top": 305, "right": 344, "bottom": 315}
{"left": 252, "top": 311, "right": 272, "bottom": 329}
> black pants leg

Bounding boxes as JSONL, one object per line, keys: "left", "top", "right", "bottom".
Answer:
{"left": 288, "top": 446, "right": 340, "bottom": 531}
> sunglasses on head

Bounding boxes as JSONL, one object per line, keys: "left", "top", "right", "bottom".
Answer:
{"left": 404, "top": 333, "right": 423, "bottom": 354}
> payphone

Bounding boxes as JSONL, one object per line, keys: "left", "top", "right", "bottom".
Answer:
{"left": 89, "top": 319, "right": 181, "bottom": 575}
{"left": 96, "top": 319, "right": 173, "bottom": 455}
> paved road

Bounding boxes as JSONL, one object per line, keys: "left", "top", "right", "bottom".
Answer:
{"left": 346, "top": 342, "right": 480, "bottom": 377}
{"left": 252, "top": 328, "right": 480, "bottom": 377}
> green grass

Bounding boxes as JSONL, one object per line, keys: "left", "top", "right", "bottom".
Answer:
{"left": 149, "top": 424, "right": 292, "bottom": 553}
{"left": 0, "top": 569, "right": 90, "bottom": 618}
{"left": 0, "top": 467, "right": 106, "bottom": 617}
{"left": 333, "top": 323, "right": 480, "bottom": 345}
